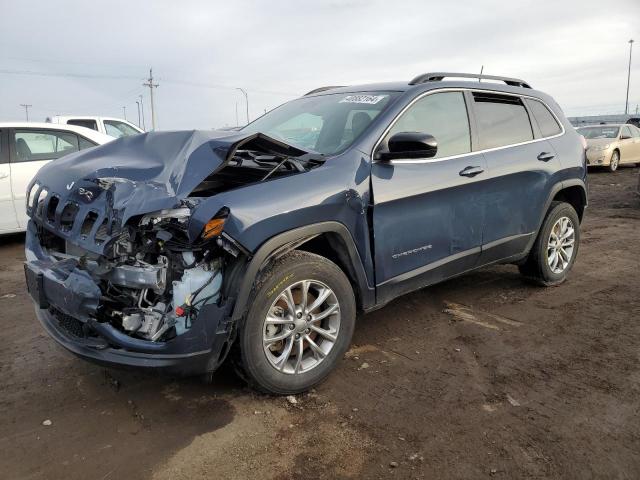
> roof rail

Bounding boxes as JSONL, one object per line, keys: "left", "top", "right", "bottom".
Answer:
{"left": 304, "top": 85, "right": 346, "bottom": 96}
{"left": 409, "top": 72, "right": 531, "bottom": 89}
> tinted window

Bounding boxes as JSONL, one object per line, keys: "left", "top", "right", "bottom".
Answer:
{"left": 14, "top": 130, "right": 79, "bottom": 162}
{"left": 68, "top": 119, "right": 98, "bottom": 131}
{"left": 104, "top": 120, "right": 140, "bottom": 138}
{"left": 527, "top": 99, "right": 562, "bottom": 137}
{"left": 78, "top": 136, "right": 97, "bottom": 150}
{"left": 387, "top": 92, "right": 471, "bottom": 158}
{"left": 473, "top": 93, "right": 533, "bottom": 150}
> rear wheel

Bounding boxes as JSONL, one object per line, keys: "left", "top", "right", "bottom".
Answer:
{"left": 235, "top": 251, "right": 356, "bottom": 394}
{"left": 608, "top": 150, "right": 620, "bottom": 172}
{"left": 519, "top": 202, "right": 580, "bottom": 286}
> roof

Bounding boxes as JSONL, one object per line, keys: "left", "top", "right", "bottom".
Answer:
{"left": 304, "top": 79, "right": 549, "bottom": 101}
{"left": 0, "top": 122, "right": 114, "bottom": 144}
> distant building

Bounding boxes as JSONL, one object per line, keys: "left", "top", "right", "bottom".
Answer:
{"left": 568, "top": 114, "right": 639, "bottom": 127}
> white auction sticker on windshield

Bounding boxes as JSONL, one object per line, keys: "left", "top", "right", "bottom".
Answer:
{"left": 339, "top": 95, "right": 387, "bottom": 104}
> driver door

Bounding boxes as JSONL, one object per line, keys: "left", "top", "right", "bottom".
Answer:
{"left": 371, "top": 91, "right": 486, "bottom": 303}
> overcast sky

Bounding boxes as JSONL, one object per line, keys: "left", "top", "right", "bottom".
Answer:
{"left": 1, "top": 0, "right": 638, "bottom": 130}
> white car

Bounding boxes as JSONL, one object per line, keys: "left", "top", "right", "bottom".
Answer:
{"left": 47, "top": 115, "right": 144, "bottom": 138}
{"left": 0, "top": 122, "right": 112, "bottom": 234}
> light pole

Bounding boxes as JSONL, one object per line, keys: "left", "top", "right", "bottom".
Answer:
{"left": 625, "top": 39, "right": 634, "bottom": 115}
{"left": 136, "top": 101, "right": 141, "bottom": 128}
{"left": 236, "top": 87, "right": 249, "bottom": 124}
{"left": 139, "top": 95, "right": 146, "bottom": 131}
{"left": 122, "top": 106, "right": 127, "bottom": 120}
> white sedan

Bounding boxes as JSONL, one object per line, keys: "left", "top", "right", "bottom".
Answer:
{"left": 0, "top": 122, "right": 112, "bottom": 234}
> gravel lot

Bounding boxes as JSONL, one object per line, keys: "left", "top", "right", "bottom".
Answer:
{"left": 1, "top": 167, "right": 639, "bottom": 480}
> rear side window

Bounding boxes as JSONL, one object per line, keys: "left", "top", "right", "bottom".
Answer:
{"left": 67, "top": 119, "right": 98, "bottom": 131}
{"left": 387, "top": 91, "right": 471, "bottom": 158}
{"left": 13, "top": 130, "right": 79, "bottom": 162}
{"left": 104, "top": 120, "right": 140, "bottom": 138}
{"left": 473, "top": 93, "right": 533, "bottom": 150}
{"left": 78, "top": 136, "right": 97, "bottom": 150}
{"left": 526, "top": 99, "right": 562, "bottom": 137}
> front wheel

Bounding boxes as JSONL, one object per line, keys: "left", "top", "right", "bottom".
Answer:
{"left": 235, "top": 251, "right": 356, "bottom": 394}
{"left": 608, "top": 150, "right": 620, "bottom": 172}
{"left": 519, "top": 202, "right": 580, "bottom": 286}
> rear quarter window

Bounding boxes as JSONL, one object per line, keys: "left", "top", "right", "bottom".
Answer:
{"left": 526, "top": 99, "right": 562, "bottom": 137}
{"left": 67, "top": 119, "right": 98, "bottom": 131}
{"left": 473, "top": 92, "right": 533, "bottom": 150}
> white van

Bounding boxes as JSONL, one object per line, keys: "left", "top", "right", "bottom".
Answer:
{"left": 47, "top": 116, "right": 144, "bottom": 138}
{"left": 0, "top": 122, "right": 112, "bottom": 233}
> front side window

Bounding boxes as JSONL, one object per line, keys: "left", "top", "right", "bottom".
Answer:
{"left": 386, "top": 91, "right": 471, "bottom": 158}
{"left": 576, "top": 126, "right": 619, "bottom": 139}
{"left": 68, "top": 119, "right": 98, "bottom": 131}
{"left": 473, "top": 93, "right": 533, "bottom": 150}
{"left": 104, "top": 120, "right": 140, "bottom": 138}
{"left": 241, "top": 91, "right": 400, "bottom": 155}
{"left": 13, "top": 130, "right": 79, "bottom": 162}
{"left": 621, "top": 126, "right": 633, "bottom": 138}
{"left": 526, "top": 99, "right": 562, "bottom": 137}
{"left": 630, "top": 125, "right": 640, "bottom": 138}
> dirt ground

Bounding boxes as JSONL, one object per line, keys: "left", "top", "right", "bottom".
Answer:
{"left": 1, "top": 167, "right": 639, "bottom": 480}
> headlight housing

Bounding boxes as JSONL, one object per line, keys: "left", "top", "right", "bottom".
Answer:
{"left": 139, "top": 208, "right": 191, "bottom": 226}
{"left": 590, "top": 144, "right": 610, "bottom": 152}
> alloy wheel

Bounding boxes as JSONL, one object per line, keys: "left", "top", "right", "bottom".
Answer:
{"left": 547, "top": 216, "right": 575, "bottom": 274}
{"left": 263, "top": 280, "right": 341, "bottom": 375}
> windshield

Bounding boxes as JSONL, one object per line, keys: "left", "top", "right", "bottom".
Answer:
{"left": 577, "top": 126, "right": 620, "bottom": 139}
{"left": 241, "top": 91, "right": 400, "bottom": 155}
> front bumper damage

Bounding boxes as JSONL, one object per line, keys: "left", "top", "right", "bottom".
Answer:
{"left": 25, "top": 220, "right": 233, "bottom": 376}
{"left": 24, "top": 222, "right": 235, "bottom": 375}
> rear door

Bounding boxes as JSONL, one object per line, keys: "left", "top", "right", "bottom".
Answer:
{"left": 371, "top": 90, "right": 486, "bottom": 302}
{"left": 629, "top": 125, "right": 640, "bottom": 162}
{"left": 0, "top": 129, "right": 19, "bottom": 232}
{"left": 10, "top": 128, "right": 80, "bottom": 228}
{"left": 472, "top": 92, "right": 563, "bottom": 264}
{"left": 619, "top": 126, "right": 640, "bottom": 163}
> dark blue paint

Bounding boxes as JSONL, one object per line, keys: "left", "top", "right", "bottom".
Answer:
{"left": 25, "top": 78, "right": 587, "bottom": 373}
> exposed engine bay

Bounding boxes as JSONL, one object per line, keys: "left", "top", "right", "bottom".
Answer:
{"left": 30, "top": 134, "right": 323, "bottom": 344}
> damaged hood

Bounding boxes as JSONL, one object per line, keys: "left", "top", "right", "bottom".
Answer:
{"left": 28, "top": 129, "right": 307, "bottom": 254}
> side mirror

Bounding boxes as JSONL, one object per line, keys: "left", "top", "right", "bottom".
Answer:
{"left": 378, "top": 132, "right": 438, "bottom": 161}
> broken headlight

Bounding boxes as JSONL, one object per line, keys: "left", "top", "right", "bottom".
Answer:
{"left": 139, "top": 208, "right": 191, "bottom": 226}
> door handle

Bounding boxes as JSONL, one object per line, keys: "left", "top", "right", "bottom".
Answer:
{"left": 459, "top": 166, "right": 484, "bottom": 177}
{"left": 537, "top": 152, "right": 555, "bottom": 162}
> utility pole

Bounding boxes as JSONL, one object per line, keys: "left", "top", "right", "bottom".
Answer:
{"left": 625, "top": 39, "right": 634, "bottom": 115}
{"left": 139, "top": 94, "right": 146, "bottom": 131}
{"left": 236, "top": 87, "right": 249, "bottom": 124}
{"left": 143, "top": 68, "right": 159, "bottom": 130}
{"left": 235, "top": 102, "right": 239, "bottom": 127}
{"left": 122, "top": 106, "right": 127, "bottom": 120}
{"left": 136, "top": 101, "right": 141, "bottom": 128}
{"left": 20, "top": 104, "right": 32, "bottom": 121}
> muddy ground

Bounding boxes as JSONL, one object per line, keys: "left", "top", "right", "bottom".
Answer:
{"left": 1, "top": 167, "right": 639, "bottom": 480}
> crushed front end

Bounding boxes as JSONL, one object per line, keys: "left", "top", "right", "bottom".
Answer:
{"left": 25, "top": 202, "right": 236, "bottom": 374}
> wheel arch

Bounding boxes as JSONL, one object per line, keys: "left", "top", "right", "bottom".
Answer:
{"left": 228, "top": 221, "right": 375, "bottom": 323}
{"left": 551, "top": 181, "right": 587, "bottom": 222}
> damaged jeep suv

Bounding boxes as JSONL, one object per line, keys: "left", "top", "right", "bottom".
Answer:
{"left": 25, "top": 72, "right": 587, "bottom": 394}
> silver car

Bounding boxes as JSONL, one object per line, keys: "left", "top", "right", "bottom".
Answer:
{"left": 577, "top": 124, "right": 640, "bottom": 172}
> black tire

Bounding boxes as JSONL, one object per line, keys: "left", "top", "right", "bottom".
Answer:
{"left": 608, "top": 150, "right": 620, "bottom": 172}
{"left": 518, "top": 201, "right": 580, "bottom": 286}
{"left": 235, "top": 250, "right": 356, "bottom": 394}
